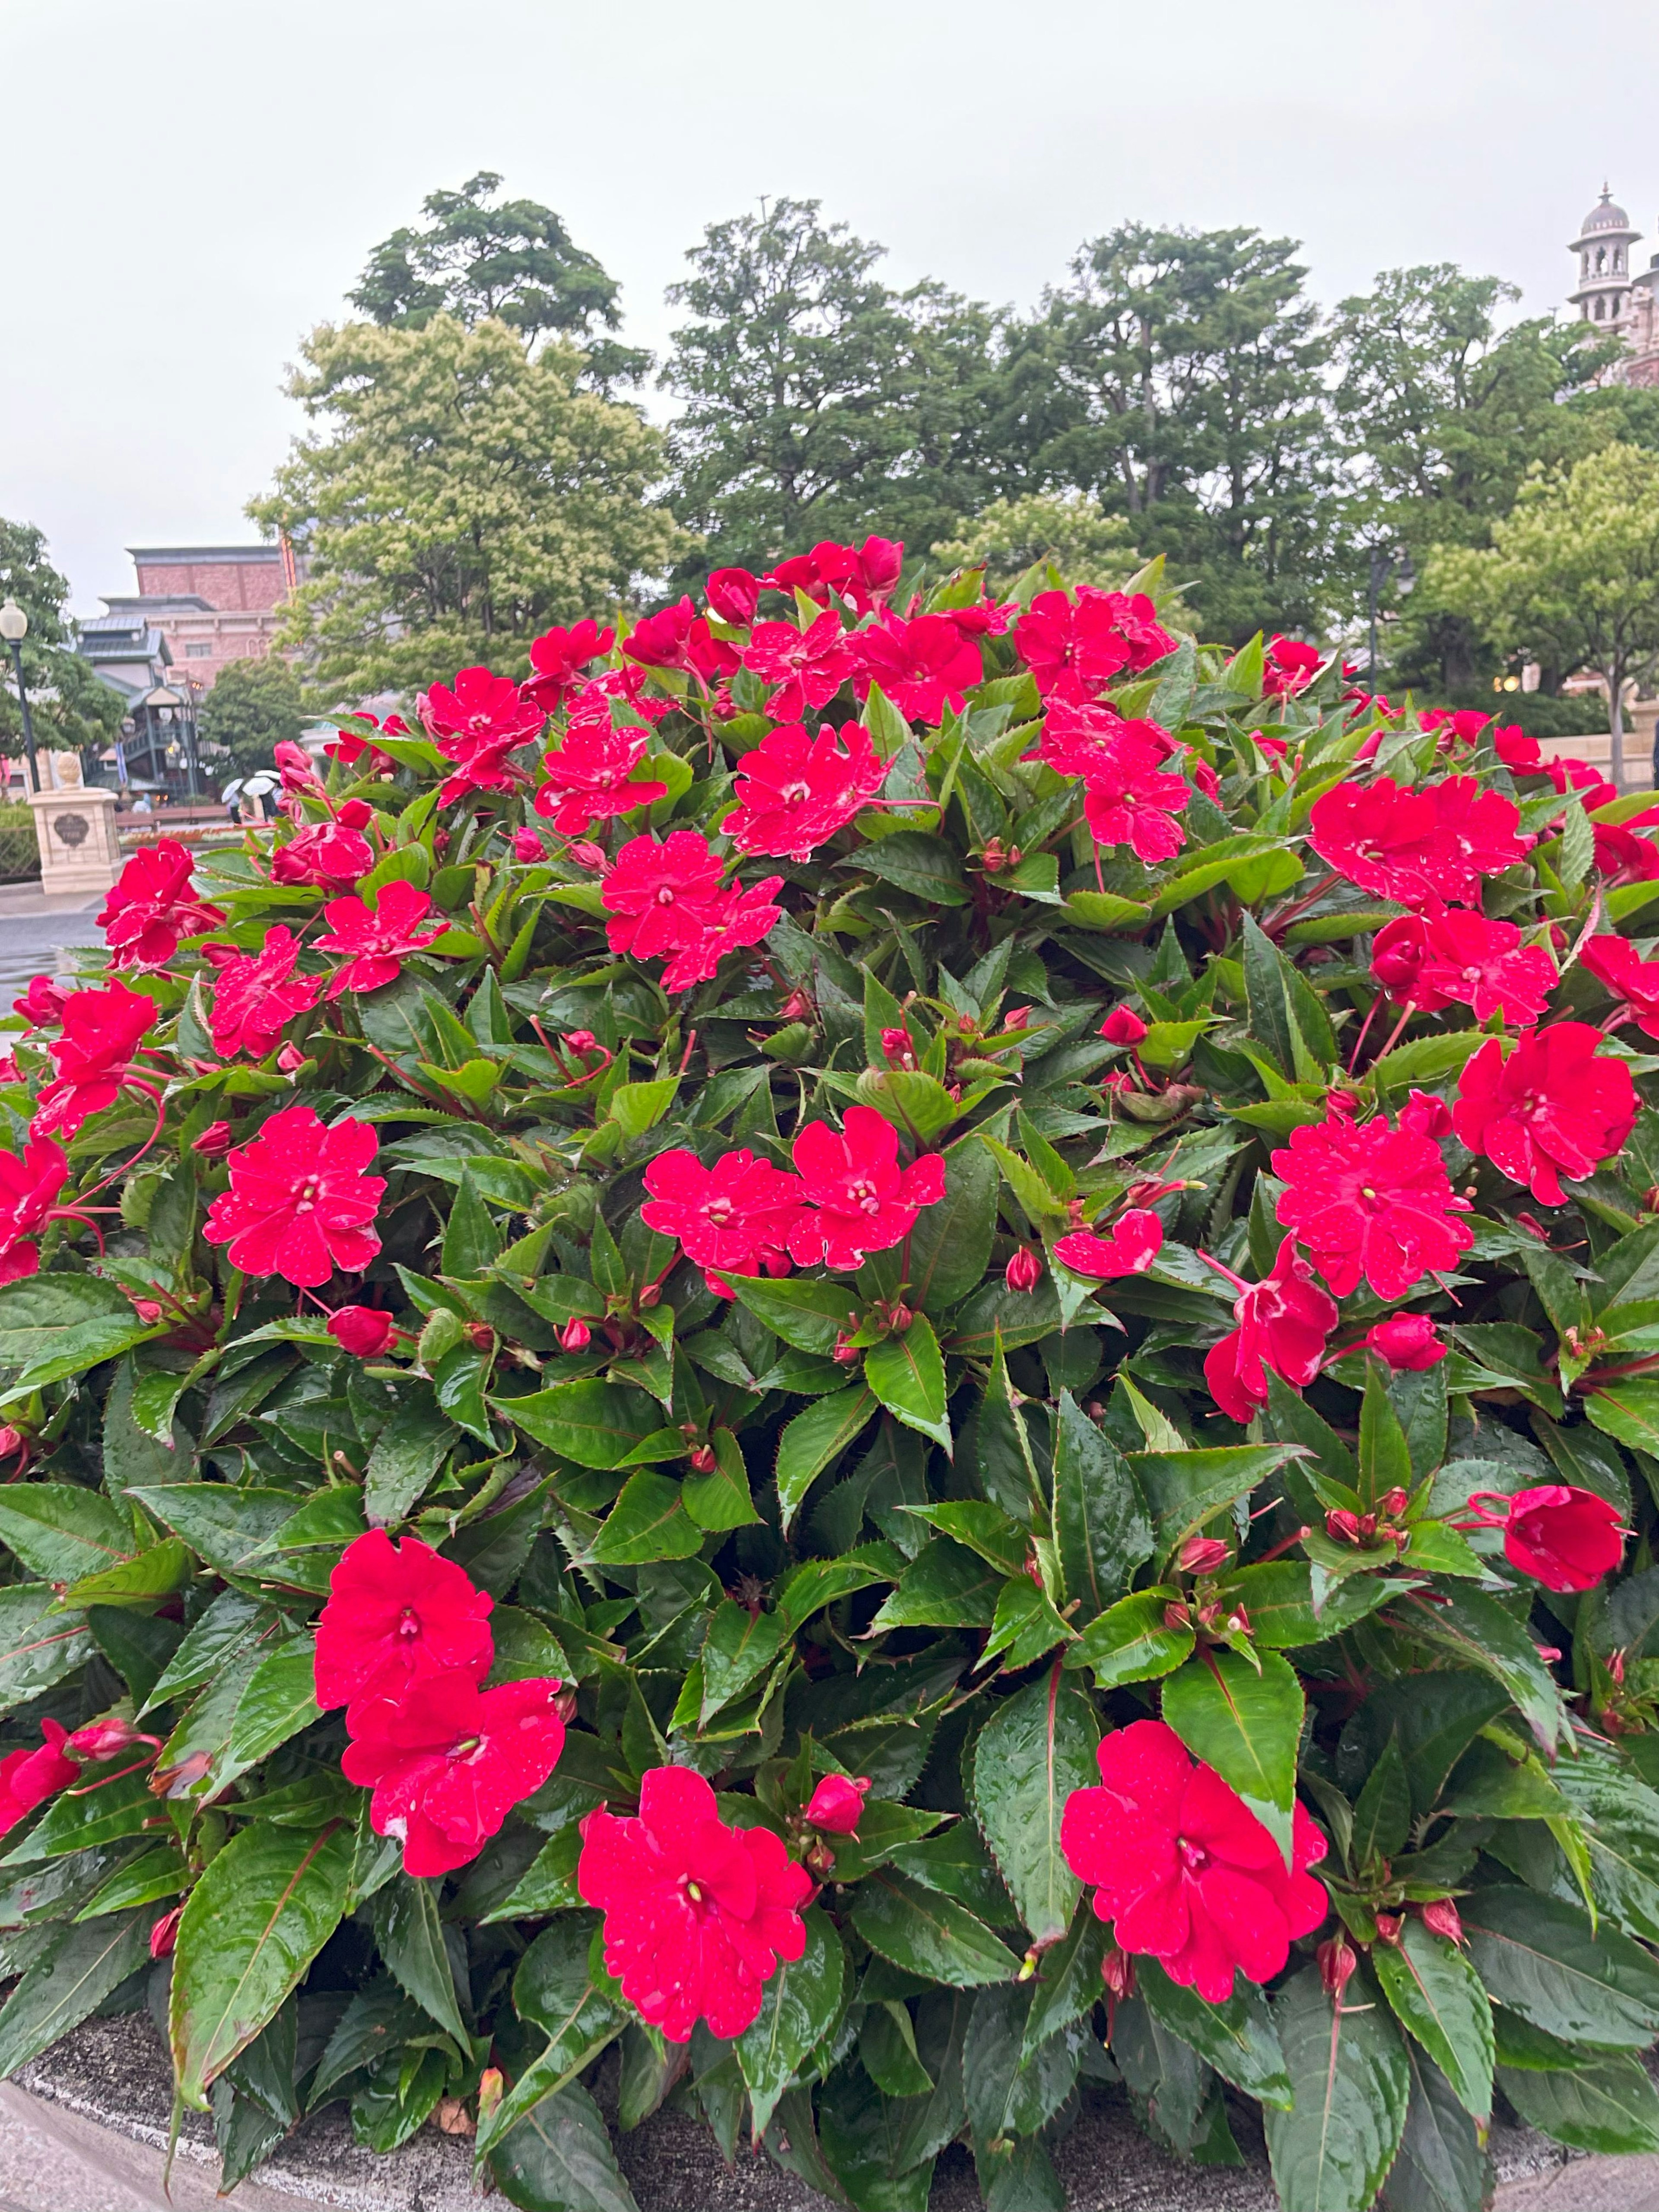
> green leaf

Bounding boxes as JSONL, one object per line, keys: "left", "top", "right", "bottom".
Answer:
{"left": 1138, "top": 1958, "right": 1292, "bottom": 2110}
{"left": 1020, "top": 1910, "right": 1106, "bottom": 2059}
{"left": 866, "top": 1537, "right": 1001, "bottom": 1630}
{"left": 226, "top": 1643, "right": 321, "bottom": 1769}
{"left": 699, "top": 1600, "right": 788, "bottom": 1724}
{"left": 1131, "top": 1444, "right": 1299, "bottom": 1551}
{"left": 728, "top": 1275, "right": 856, "bottom": 1354}
{"left": 850, "top": 1870, "right": 1019, "bottom": 1987}
{"left": 127, "top": 1484, "right": 304, "bottom": 1580}
{"left": 60, "top": 1536, "right": 190, "bottom": 1609}
{"left": 1386, "top": 1586, "right": 1564, "bottom": 1752}
{"left": 489, "top": 2080, "right": 640, "bottom": 2212}
{"left": 0, "top": 1272, "right": 162, "bottom": 1387}
{"left": 1359, "top": 1361, "right": 1413, "bottom": 1508}
{"left": 1162, "top": 1648, "right": 1304, "bottom": 1865}
{"left": 1386, "top": 2047, "right": 1489, "bottom": 2212}
{"left": 865, "top": 1316, "right": 950, "bottom": 1451}
{"left": 371, "top": 1874, "right": 468, "bottom": 2044}
{"left": 506, "top": 1379, "right": 663, "bottom": 1470}
{"left": 0, "top": 1484, "right": 135, "bottom": 1585}
{"left": 970, "top": 1673, "right": 1099, "bottom": 1944}
{"left": 775, "top": 1386, "right": 876, "bottom": 1534}
{"left": 442, "top": 1170, "right": 504, "bottom": 1278}
{"left": 1352, "top": 1735, "right": 1411, "bottom": 1867}
{"left": 1497, "top": 2052, "right": 1659, "bottom": 2155}
{"left": 1265, "top": 1964, "right": 1410, "bottom": 2212}
{"left": 0, "top": 1766, "right": 153, "bottom": 1866}
{"left": 906, "top": 1138, "right": 998, "bottom": 1314}
{"left": 608, "top": 1078, "right": 679, "bottom": 1138}
{"left": 850, "top": 831, "right": 969, "bottom": 906}
{"left": 978, "top": 1132, "right": 1069, "bottom": 1230}
{"left": 735, "top": 1906, "right": 847, "bottom": 2136}
{"left": 0, "top": 1910, "right": 153, "bottom": 2080}
{"left": 170, "top": 1820, "right": 354, "bottom": 2107}
{"left": 1373, "top": 1920, "right": 1494, "bottom": 2124}
{"left": 1065, "top": 1587, "right": 1193, "bottom": 1689}
{"left": 1052, "top": 1390, "right": 1152, "bottom": 1622}
{"left": 588, "top": 1472, "right": 703, "bottom": 1565}
{"left": 682, "top": 1429, "right": 760, "bottom": 1531}
{"left": 0, "top": 1586, "right": 92, "bottom": 1717}
{"left": 1461, "top": 1886, "right": 1659, "bottom": 2047}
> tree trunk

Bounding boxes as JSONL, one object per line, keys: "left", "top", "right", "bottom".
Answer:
{"left": 1607, "top": 666, "right": 1626, "bottom": 791}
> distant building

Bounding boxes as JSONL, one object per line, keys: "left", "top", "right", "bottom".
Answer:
{"left": 1567, "top": 187, "right": 1659, "bottom": 386}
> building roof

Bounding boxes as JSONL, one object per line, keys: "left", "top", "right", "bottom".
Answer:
{"left": 100, "top": 594, "right": 216, "bottom": 615}
{"left": 127, "top": 545, "right": 283, "bottom": 566}
{"left": 1577, "top": 186, "right": 1636, "bottom": 237}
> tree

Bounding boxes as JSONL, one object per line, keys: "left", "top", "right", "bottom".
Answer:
{"left": 662, "top": 198, "right": 1009, "bottom": 579}
{"left": 349, "top": 173, "right": 645, "bottom": 388}
{"left": 1425, "top": 443, "right": 1659, "bottom": 786}
{"left": 0, "top": 518, "right": 125, "bottom": 770}
{"left": 196, "top": 656, "right": 305, "bottom": 776}
{"left": 931, "top": 490, "right": 1141, "bottom": 591}
{"left": 248, "top": 315, "right": 689, "bottom": 700}
{"left": 1000, "top": 225, "right": 1335, "bottom": 642}
{"left": 1331, "top": 266, "right": 1614, "bottom": 688}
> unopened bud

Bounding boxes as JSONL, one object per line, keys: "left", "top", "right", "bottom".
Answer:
{"left": 886, "top": 1302, "right": 913, "bottom": 1334}
{"left": 1326, "top": 1508, "right": 1364, "bottom": 1545}
{"left": 1420, "top": 1899, "right": 1463, "bottom": 1944}
{"left": 1318, "top": 1937, "right": 1357, "bottom": 1999}
{"left": 0, "top": 1427, "right": 22, "bottom": 1459}
{"left": 464, "top": 1322, "right": 494, "bottom": 1353}
{"left": 568, "top": 841, "right": 607, "bottom": 871}
{"left": 832, "top": 1333, "right": 859, "bottom": 1364}
{"left": 637, "top": 1283, "right": 661, "bottom": 1309}
{"left": 688, "top": 1445, "right": 717, "bottom": 1474}
{"left": 1374, "top": 1912, "right": 1403, "bottom": 1945}
{"left": 192, "top": 1120, "right": 233, "bottom": 1159}
{"left": 563, "top": 1030, "right": 597, "bottom": 1055}
{"left": 1381, "top": 1488, "right": 1410, "bottom": 1518}
{"left": 149, "top": 1905, "right": 184, "bottom": 1961}
{"left": 1100, "top": 1005, "right": 1147, "bottom": 1046}
{"left": 1178, "top": 1535, "right": 1230, "bottom": 1575}
{"left": 275, "top": 1041, "right": 306, "bottom": 1074}
{"left": 131, "top": 1299, "right": 165, "bottom": 1326}
{"left": 1101, "top": 1946, "right": 1136, "bottom": 2000}
{"left": 1004, "top": 1246, "right": 1042, "bottom": 1294}
{"left": 67, "top": 1713, "right": 152, "bottom": 1761}
{"left": 477, "top": 2069, "right": 504, "bottom": 2131}
{"left": 558, "top": 1317, "right": 591, "bottom": 1353}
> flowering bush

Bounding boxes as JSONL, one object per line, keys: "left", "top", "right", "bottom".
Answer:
{"left": 3, "top": 554, "right": 1659, "bottom": 2212}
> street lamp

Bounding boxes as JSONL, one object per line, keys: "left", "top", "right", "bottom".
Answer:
{"left": 0, "top": 601, "right": 38, "bottom": 795}
{"left": 140, "top": 684, "right": 200, "bottom": 803}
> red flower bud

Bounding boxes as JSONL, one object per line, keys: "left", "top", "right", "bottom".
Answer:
{"left": 886, "top": 1302, "right": 913, "bottom": 1334}
{"left": 67, "top": 1713, "right": 153, "bottom": 1761}
{"left": 1364, "top": 1313, "right": 1446, "bottom": 1372}
{"left": 336, "top": 798, "right": 375, "bottom": 830}
{"left": 1326, "top": 1508, "right": 1365, "bottom": 1545}
{"left": 149, "top": 1905, "right": 184, "bottom": 1961}
{"left": 1318, "top": 1937, "right": 1357, "bottom": 1999}
{"left": 512, "top": 828, "right": 547, "bottom": 862}
{"left": 1419, "top": 1899, "right": 1463, "bottom": 1943}
{"left": 688, "top": 1445, "right": 717, "bottom": 1474}
{"left": 275, "top": 1042, "right": 306, "bottom": 1074}
{"left": 191, "top": 1120, "right": 234, "bottom": 1159}
{"left": 558, "top": 1318, "right": 591, "bottom": 1353}
{"left": 131, "top": 1299, "right": 165, "bottom": 1326}
{"left": 779, "top": 989, "right": 814, "bottom": 1022}
{"left": 0, "top": 1428, "right": 23, "bottom": 1460}
{"left": 564, "top": 1030, "right": 597, "bottom": 1055}
{"left": 1374, "top": 1912, "right": 1403, "bottom": 1945}
{"left": 832, "top": 1333, "right": 859, "bottom": 1363}
{"left": 464, "top": 1322, "right": 494, "bottom": 1352}
{"left": 879, "top": 1026, "right": 914, "bottom": 1066}
{"left": 1004, "top": 1246, "right": 1043, "bottom": 1294}
{"left": 327, "top": 1306, "right": 397, "bottom": 1359}
{"left": 1002, "top": 1005, "right": 1030, "bottom": 1029}
{"left": 1381, "top": 1488, "right": 1411, "bottom": 1518}
{"left": 1101, "top": 1945, "right": 1136, "bottom": 2000}
{"left": 1100, "top": 1005, "right": 1148, "bottom": 1045}
{"left": 1177, "top": 1535, "right": 1230, "bottom": 1575}
{"left": 568, "top": 840, "right": 607, "bottom": 871}
{"left": 805, "top": 1773, "right": 871, "bottom": 1836}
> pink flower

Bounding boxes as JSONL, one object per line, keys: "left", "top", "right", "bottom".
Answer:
{"left": 327, "top": 1306, "right": 398, "bottom": 1358}
{"left": 1461, "top": 1485, "right": 1625, "bottom": 1593}
{"left": 658, "top": 878, "right": 784, "bottom": 995}
{"left": 741, "top": 612, "right": 855, "bottom": 721}
{"left": 624, "top": 597, "right": 736, "bottom": 680}
{"left": 522, "top": 620, "right": 616, "bottom": 712}
{"left": 1493, "top": 725, "right": 1541, "bottom": 773}
{"left": 0, "top": 1720, "right": 78, "bottom": 1840}
{"left": 1272, "top": 1110, "right": 1474, "bottom": 1301}
{"left": 1016, "top": 588, "right": 1174, "bottom": 703}
{"left": 533, "top": 720, "right": 668, "bottom": 836}
{"left": 1363, "top": 1313, "right": 1446, "bottom": 1370}
{"left": 1030, "top": 710, "right": 1189, "bottom": 864}
{"left": 98, "top": 842, "right": 225, "bottom": 969}
{"left": 1204, "top": 1236, "right": 1339, "bottom": 1424}
{"left": 1310, "top": 777, "right": 1529, "bottom": 906}
{"left": 1596, "top": 821, "right": 1659, "bottom": 883}
{"left": 13, "top": 976, "right": 68, "bottom": 1027}
{"left": 269, "top": 817, "right": 375, "bottom": 890}
{"left": 424, "top": 666, "right": 544, "bottom": 748}
{"left": 1054, "top": 1211, "right": 1165, "bottom": 1280}
{"left": 1583, "top": 934, "right": 1659, "bottom": 1042}
{"left": 787, "top": 1106, "right": 946, "bottom": 1271}
{"left": 325, "top": 709, "right": 409, "bottom": 770}
{"left": 0, "top": 1135, "right": 71, "bottom": 1285}
{"left": 1263, "top": 637, "right": 1323, "bottom": 697}
{"left": 1416, "top": 778, "right": 1533, "bottom": 903}
{"left": 203, "top": 927, "right": 324, "bottom": 1062}
{"left": 314, "top": 880, "right": 445, "bottom": 998}
{"left": 32, "top": 983, "right": 155, "bottom": 1137}
{"left": 706, "top": 569, "right": 761, "bottom": 626}
{"left": 1004, "top": 1246, "right": 1043, "bottom": 1293}
{"left": 763, "top": 538, "right": 903, "bottom": 616}
{"left": 316, "top": 1531, "right": 495, "bottom": 1715}
{"left": 805, "top": 1773, "right": 871, "bottom": 1836}
{"left": 1370, "top": 909, "right": 1556, "bottom": 1024}
{"left": 603, "top": 833, "right": 725, "bottom": 963}
{"left": 203, "top": 1105, "right": 384, "bottom": 1288}
{"left": 578, "top": 1765, "right": 812, "bottom": 2042}
{"left": 1061, "top": 1721, "right": 1327, "bottom": 2003}
{"left": 852, "top": 615, "right": 983, "bottom": 725}
{"left": 641, "top": 1148, "right": 806, "bottom": 1295}
{"left": 343, "top": 1670, "right": 565, "bottom": 1878}
{"left": 721, "top": 722, "right": 887, "bottom": 861}
{"left": 1452, "top": 1023, "right": 1638, "bottom": 1207}
{"left": 1420, "top": 709, "right": 1492, "bottom": 744}
{"left": 1100, "top": 1006, "right": 1148, "bottom": 1045}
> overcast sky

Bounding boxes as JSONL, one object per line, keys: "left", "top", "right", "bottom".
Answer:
{"left": 5, "top": 0, "right": 1658, "bottom": 617}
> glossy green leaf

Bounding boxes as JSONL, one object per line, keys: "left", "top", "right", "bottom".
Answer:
{"left": 1373, "top": 1919, "right": 1494, "bottom": 2123}
{"left": 1461, "top": 1886, "right": 1659, "bottom": 2047}
{"left": 0, "top": 1910, "right": 154, "bottom": 2080}
{"left": 1265, "top": 1964, "right": 1409, "bottom": 2212}
{"left": 1138, "top": 1958, "right": 1293, "bottom": 2110}
{"left": 1162, "top": 1647, "right": 1304, "bottom": 1865}
{"left": 1052, "top": 1389, "right": 1152, "bottom": 1621}
{"left": 775, "top": 1386, "right": 876, "bottom": 1533}
{"left": 970, "top": 1673, "right": 1097, "bottom": 1945}
{"left": 735, "top": 1906, "right": 846, "bottom": 2135}
{"left": 850, "top": 1870, "right": 1018, "bottom": 1987}
{"left": 1065, "top": 1586, "right": 1193, "bottom": 1688}
{"left": 864, "top": 1315, "right": 950, "bottom": 1450}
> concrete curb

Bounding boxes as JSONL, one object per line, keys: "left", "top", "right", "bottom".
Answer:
{"left": 2, "top": 2014, "right": 1657, "bottom": 2212}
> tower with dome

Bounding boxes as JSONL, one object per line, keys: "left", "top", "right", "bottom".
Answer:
{"left": 1568, "top": 186, "right": 1659, "bottom": 385}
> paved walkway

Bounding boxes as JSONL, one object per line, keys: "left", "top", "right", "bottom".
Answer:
{"left": 0, "top": 2099, "right": 147, "bottom": 2212}
{"left": 0, "top": 887, "right": 105, "bottom": 1002}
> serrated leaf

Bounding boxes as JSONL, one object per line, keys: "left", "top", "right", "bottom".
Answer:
{"left": 865, "top": 1315, "right": 950, "bottom": 1451}
{"left": 1265, "top": 1964, "right": 1409, "bottom": 2212}
{"left": 970, "top": 1673, "right": 1098, "bottom": 1944}
{"left": 1162, "top": 1647, "right": 1304, "bottom": 1865}
{"left": 1373, "top": 1919, "right": 1494, "bottom": 2123}
{"left": 735, "top": 1906, "right": 846, "bottom": 2136}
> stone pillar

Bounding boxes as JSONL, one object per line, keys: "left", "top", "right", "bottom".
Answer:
{"left": 27, "top": 784, "right": 122, "bottom": 899}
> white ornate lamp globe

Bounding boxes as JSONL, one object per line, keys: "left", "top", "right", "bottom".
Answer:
{"left": 0, "top": 601, "right": 26, "bottom": 643}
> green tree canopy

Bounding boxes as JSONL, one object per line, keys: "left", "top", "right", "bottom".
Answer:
{"left": 663, "top": 197, "right": 1008, "bottom": 580}
{"left": 249, "top": 314, "right": 689, "bottom": 700}
{"left": 0, "top": 518, "right": 124, "bottom": 767}
{"left": 196, "top": 655, "right": 305, "bottom": 778}
{"left": 1426, "top": 442, "right": 1659, "bottom": 785}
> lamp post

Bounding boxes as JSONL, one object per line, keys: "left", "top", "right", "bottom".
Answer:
{"left": 0, "top": 601, "right": 38, "bottom": 794}
{"left": 140, "top": 684, "right": 200, "bottom": 803}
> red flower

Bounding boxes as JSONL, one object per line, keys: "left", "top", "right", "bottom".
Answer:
{"left": 569, "top": 666, "right": 675, "bottom": 728}
{"left": 1594, "top": 820, "right": 1659, "bottom": 883}
{"left": 1462, "top": 1484, "right": 1625, "bottom": 1593}
{"left": 1100, "top": 1005, "right": 1147, "bottom": 1045}
{"left": 1079, "top": 732, "right": 1190, "bottom": 864}
{"left": 1016, "top": 588, "right": 1173, "bottom": 703}
{"left": 763, "top": 537, "right": 902, "bottom": 616}
{"left": 1493, "top": 725, "right": 1542, "bottom": 773}
{"left": 1398, "top": 1087, "right": 1453, "bottom": 1140}
{"left": 343, "top": 1669, "right": 565, "bottom": 1878}
{"left": 424, "top": 665, "right": 544, "bottom": 748}
{"left": 641, "top": 1147, "right": 806, "bottom": 1294}
{"left": 1420, "top": 708, "right": 1492, "bottom": 744}
{"left": 1204, "top": 1236, "right": 1338, "bottom": 1424}
{"left": 1370, "top": 910, "right": 1556, "bottom": 1025}
{"left": 741, "top": 613, "right": 855, "bottom": 721}
{"left": 315, "top": 880, "right": 445, "bottom": 999}
{"left": 706, "top": 569, "right": 761, "bottom": 627}
{"left": 578, "top": 1764, "right": 812, "bottom": 2042}
{"left": 327, "top": 1306, "right": 399, "bottom": 1359}
{"left": 204, "top": 927, "right": 324, "bottom": 1062}
{"left": 1309, "top": 779, "right": 1437, "bottom": 899}
{"left": 522, "top": 620, "right": 616, "bottom": 712}
{"left": 1364, "top": 1313, "right": 1446, "bottom": 1370}
{"left": 1416, "top": 777, "right": 1532, "bottom": 903}
{"left": 13, "top": 976, "right": 68, "bottom": 1027}
{"left": 1061, "top": 1720, "right": 1327, "bottom": 2003}
{"left": 98, "top": 842, "right": 225, "bottom": 969}
{"left": 0, "top": 1135, "right": 70, "bottom": 1285}
{"left": 721, "top": 721, "right": 887, "bottom": 861}
{"left": 1583, "top": 934, "right": 1659, "bottom": 1042}
{"left": 658, "top": 881, "right": 785, "bottom": 995}
{"left": 1452, "top": 1023, "right": 1638, "bottom": 1206}
{"left": 1273, "top": 1110, "right": 1473, "bottom": 1301}
{"left": 324, "top": 708, "right": 409, "bottom": 769}
{"left": 852, "top": 614, "right": 983, "bottom": 725}
{"left": 33, "top": 982, "right": 155, "bottom": 1138}
{"left": 787, "top": 1106, "right": 946, "bottom": 1271}
{"left": 1054, "top": 1211, "right": 1165, "bottom": 1280}
{"left": 1263, "top": 637, "right": 1323, "bottom": 697}
{"left": 269, "top": 819, "right": 375, "bottom": 890}
{"left": 203, "top": 1104, "right": 384, "bottom": 1287}
{"left": 602, "top": 833, "right": 725, "bottom": 964}
{"left": 534, "top": 720, "right": 668, "bottom": 836}
{"left": 1545, "top": 755, "right": 1617, "bottom": 810}
{"left": 0, "top": 1719, "right": 78, "bottom": 1840}
{"left": 315, "top": 1530, "right": 495, "bottom": 1715}
{"left": 805, "top": 1773, "right": 870, "bottom": 1836}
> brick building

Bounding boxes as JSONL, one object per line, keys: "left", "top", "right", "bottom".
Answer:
{"left": 91, "top": 541, "right": 299, "bottom": 692}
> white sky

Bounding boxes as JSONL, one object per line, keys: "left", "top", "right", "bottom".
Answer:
{"left": 4, "top": 0, "right": 1657, "bottom": 617}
